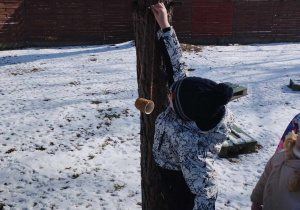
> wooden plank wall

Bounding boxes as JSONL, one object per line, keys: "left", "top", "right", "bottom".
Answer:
{"left": 173, "top": 0, "right": 300, "bottom": 42}
{"left": 25, "top": 0, "right": 57, "bottom": 41}
{"left": 0, "top": 0, "right": 26, "bottom": 42}
{"left": 0, "top": 0, "right": 300, "bottom": 47}
{"left": 192, "top": 1, "right": 234, "bottom": 38}
{"left": 104, "top": 0, "right": 133, "bottom": 41}
{"left": 234, "top": 2, "right": 300, "bottom": 40}
{"left": 24, "top": 0, "right": 133, "bottom": 41}
{"left": 172, "top": 0, "right": 193, "bottom": 39}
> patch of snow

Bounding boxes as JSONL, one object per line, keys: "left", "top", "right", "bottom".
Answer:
{"left": 0, "top": 40, "right": 299, "bottom": 209}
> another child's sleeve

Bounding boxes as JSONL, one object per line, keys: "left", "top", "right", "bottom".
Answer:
{"left": 250, "top": 154, "right": 275, "bottom": 205}
{"left": 157, "top": 27, "right": 188, "bottom": 85}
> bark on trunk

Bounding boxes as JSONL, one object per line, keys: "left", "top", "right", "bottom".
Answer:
{"left": 132, "top": 1, "right": 173, "bottom": 209}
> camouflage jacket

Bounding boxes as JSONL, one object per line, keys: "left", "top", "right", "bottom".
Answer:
{"left": 152, "top": 27, "right": 234, "bottom": 210}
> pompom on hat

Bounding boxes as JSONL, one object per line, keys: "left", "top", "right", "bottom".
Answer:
{"left": 170, "top": 77, "right": 233, "bottom": 123}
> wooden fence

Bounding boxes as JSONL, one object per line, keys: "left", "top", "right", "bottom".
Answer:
{"left": 24, "top": 0, "right": 132, "bottom": 41}
{"left": 0, "top": 0, "right": 26, "bottom": 46}
{"left": 173, "top": 1, "right": 300, "bottom": 44}
{"left": 1, "top": 0, "right": 300, "bottom": 49}
{"left": 0, "top": 0, "right": 133, "bottom": 49}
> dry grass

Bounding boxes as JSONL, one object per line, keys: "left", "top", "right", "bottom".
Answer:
{"left": 5, "top": 148, "right": 15, "bottom": 154}
{"left": 11, "top": 68, "right": 42, "bottom": 76}
{"left": 114, "top": 183, "right": 126, "bottom": 191}
{"left": 180, "top": 43, "right": 203, "bottom": 53}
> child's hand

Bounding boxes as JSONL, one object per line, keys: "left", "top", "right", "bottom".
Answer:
{"left": 251, "top": 203, "right": 262, "bottom": 210}
{"left": 150, "top": 3, "right": 170, "bottom": 29}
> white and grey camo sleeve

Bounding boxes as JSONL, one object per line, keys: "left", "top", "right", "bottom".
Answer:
{"left": 157, "top": 27, "right": 189, "bottom": 82}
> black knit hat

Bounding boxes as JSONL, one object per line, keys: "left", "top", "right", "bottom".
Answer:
{"left": 170, "top": 77, "right": 233, "bottom": 122}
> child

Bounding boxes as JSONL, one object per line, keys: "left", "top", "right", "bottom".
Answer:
{"left": 150, "top": 3, "right": 234, "bottom": 210}
{"left": 276, "top": 113, "right": 300, "bottom": 151}
{"left": 251, "top": 131, "right": 300, "bottom": 210}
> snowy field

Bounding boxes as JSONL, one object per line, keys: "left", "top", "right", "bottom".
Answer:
{"left": 0, "top": 40, "right": 299, "bottom": 210}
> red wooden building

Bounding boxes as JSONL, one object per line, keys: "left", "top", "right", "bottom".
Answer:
{"left": 0, "top": 0, "right": 300, "bottom": 49}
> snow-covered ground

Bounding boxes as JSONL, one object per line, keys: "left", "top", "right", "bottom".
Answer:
{"left": 0, "top": 41, "right": 299, "bottom": 210}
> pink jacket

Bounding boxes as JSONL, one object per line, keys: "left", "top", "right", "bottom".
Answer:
{"left": 251, "top": 149, "right": 300, "bottom": 210}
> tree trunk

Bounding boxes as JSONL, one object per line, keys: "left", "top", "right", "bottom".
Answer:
{"left": 132, "top": 1, "right": 173, "bottom": 209}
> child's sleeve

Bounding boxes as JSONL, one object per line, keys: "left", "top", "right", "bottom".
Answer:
{"left": 175, "top": 137, "right": 218, "bottom": 209}
{"left": 157, "top": 27, "right": 188, "bottom": 85}
{"left": 250, "top": 154, "right": 274, "bottom": 205}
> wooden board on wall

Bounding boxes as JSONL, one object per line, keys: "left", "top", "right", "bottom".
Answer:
{"left": 23, "top": 0, "right": 133, "bottom": 41}
{"left": 0, "top": 1, "right": 26, "bottom": 42}
{"left": 192, "top": 2, "right": 234, "bottom": 39}
{"left": 102, "top": 0, "right": 133, "bottom": 41}
{"left": 25, "top": 0, "right": 57, "bottom": 40}
{"left": 272, "top": 2, "right": 300, "bottom": 37}
{"left": 172, "top": 1, "right": 193, "bottom": 39}
{"left": 233, "top": 2, "right": 275, "bottom": 38}
{"left": 232, "top": 2, "right": 300, "bottom": 39}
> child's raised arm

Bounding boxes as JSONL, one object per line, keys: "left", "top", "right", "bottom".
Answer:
{"left": 151, "top": 3, "right": 188, "bottom": 85}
